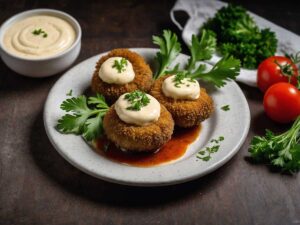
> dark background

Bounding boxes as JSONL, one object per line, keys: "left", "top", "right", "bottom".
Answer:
{"left": 0, "top": 0, "right": 300, "bottom": 225}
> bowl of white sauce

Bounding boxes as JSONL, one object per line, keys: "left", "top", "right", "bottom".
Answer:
{"left": 0, "top": 9, "right": 81, "bottom": 77}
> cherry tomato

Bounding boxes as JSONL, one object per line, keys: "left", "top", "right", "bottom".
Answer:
{"left": 257, "top": 56, "right": 298, "bottom": 92}
{"left": 263, "top": 83, "right": 300, "bottom": 123}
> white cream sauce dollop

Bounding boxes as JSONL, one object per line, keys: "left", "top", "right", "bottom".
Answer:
{"left": 162, "top": 75, "right": 200, "bottom": 100}
{"left": 98, "top": 57, "right": 135, "bottom": 85}
{"left": 115, "top": 93, "right": 161, "bottom": 126}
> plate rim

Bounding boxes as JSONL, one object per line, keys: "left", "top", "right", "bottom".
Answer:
{"left": 43, "top": 47, "right": 251, "bottom": 186}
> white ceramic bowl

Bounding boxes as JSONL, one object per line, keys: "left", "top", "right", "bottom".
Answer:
{"left": 0, "top": 9, "right": 81, "bottom": 77}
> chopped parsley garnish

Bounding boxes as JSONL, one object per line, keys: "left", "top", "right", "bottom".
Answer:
{"left": 56, "top": 94, "right": 109, "bottom": 141}
{"left": 173, "top": 71, "right": 196, "bottom": 88}
{"left": 124, "top": 90, "right": 150, "bottom": 111}
{"left": 197, "top": 136, "right": 224, "bottom": 161}
{"left": 112, "top": 58, "right": 128, "bottom": 73}
{"left": 66, "top": 89, "right": 73, "bottom": 96}
{"left": 32, "top": 28, "right": 48, "bottom": 38}
{"left": 221, "top": 105, "right": 230, "bottom": 111}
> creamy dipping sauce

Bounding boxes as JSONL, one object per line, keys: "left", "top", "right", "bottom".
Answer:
{"left": 3, "top": 15, "right": 76, "bottom": 58}
{"left": 99, "top": 57, "right": 135, "bottom": 85}
{"left": 162, "top": 75, "right": 200, "bottom": 100}
{"left": 115, "top": 93, "right": 161, "bottom": 126}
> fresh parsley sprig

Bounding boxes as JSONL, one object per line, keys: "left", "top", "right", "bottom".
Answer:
{"left": 221, "top": 105, "right": 230, "bottom": 111}
{"left": 56, "top": 94, "right": 109, "bottom": 141}
{"left": 112, "top": 58, "right": 128, "bottom": 73}
{"left": 153, "top": 29, "right": 240, "bottom": 88}
{"left": 124, "top": 90, "right": 150, "bottom": 111}
{"left": 153, "top": 30, "right": 182, "bottom": 79}
{"left": 249, "top": 116, "right": 300, "bottom": 173}
{"left": 188, "top": 55, "right": 240, "bottom": 88}
{"left": 184, "top": 31, "right": 240, "bottom": 88}
{"left": 186, "top": 31, "right": 240, "bottom": 87}
{"left": 186, "top": 30, "right": 216, "bottom": 72}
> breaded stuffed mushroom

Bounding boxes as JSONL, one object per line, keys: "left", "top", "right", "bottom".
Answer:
{"left": 150, "top": 74, "right": 214, "bottom": 128}
{"left": 103, "top": 90, "right": 174, "bottom": 152}
{"left": 91, "top": 49, "right": 153, "bottom": 102}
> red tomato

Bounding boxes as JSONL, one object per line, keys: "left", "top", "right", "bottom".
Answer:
{"left": 263, "top": 83, "right": 300, "bottom": 123}
{"left": 257, "top": 56, "right": 298, "bottom": 92}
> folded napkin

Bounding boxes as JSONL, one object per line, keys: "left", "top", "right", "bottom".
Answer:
{"left": 170, "top": 0, "right": 300, "bottom": 87}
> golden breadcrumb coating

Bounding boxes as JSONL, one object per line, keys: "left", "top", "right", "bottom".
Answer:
{"left": 150, "top": 75, "right": 214, "bottom": 128}
{"left": 91, "top": 48, "right": 153, "bottom": 103}
{"left": 103, "top": 104, "right": 174, "bottom": 152}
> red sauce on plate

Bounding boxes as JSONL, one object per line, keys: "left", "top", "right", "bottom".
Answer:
{"left": 94, "top": 125, "right": 201, "bottom": 167}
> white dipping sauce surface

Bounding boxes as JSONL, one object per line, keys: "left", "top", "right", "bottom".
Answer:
{"left": 3, "top": 15, "right": 76, "bottom": 58}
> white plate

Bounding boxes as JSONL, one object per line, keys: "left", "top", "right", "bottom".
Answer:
{"left": 44, "top": 48, "right": 250, "bottom": 186}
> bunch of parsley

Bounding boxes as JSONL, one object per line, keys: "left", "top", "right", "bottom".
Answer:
{"left": 201, "top": 4, "right": 277, "bottom": 69}
{"left": 249, "top": 117, "right": 300, "bottom": 173}
{"left": 152, "top": 29, "right": 241, "bottom": 87}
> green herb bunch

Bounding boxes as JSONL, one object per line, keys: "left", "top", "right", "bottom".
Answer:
{"left": 249, "top": 116, "right": 300, "bottom": 173}
{"left": 202, "top": 4, "right": 278, "bottom": 69}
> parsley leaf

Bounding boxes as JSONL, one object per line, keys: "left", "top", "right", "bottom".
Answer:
{"left": 112, "top": 58, "right": 128, "bottom": 73}
{"left": 88, "top": 94, "right": 108, "bottom": 109}
{"left": 124, "top": 90, "right": 150, "bottom": 111}
{"left": 66, "top": 89, "right": 73, "bottom": 96}
{"left": 189, "top": 55, "right": 240, "bottom": 88}
{"left": 197, "top": 136, "right": 224, "bottom": 161}
{"left": 221, "top": 105, "right": 230, "bottom": 111}
{"left": 153, "top": 30, "right": 240, "bottom": 88}
{"left": 56, "top": 94, "right": 109, "bottom": 141}
{"left": 153, "top": 30, "right": 182, "bottom": 79}
{"left": 32, "top": 28, "right": 48, "bottom": 38}
{"left": 82, "top": 113, "right": 104, "bottom": 141}
{"left": 186, "top": 30, "right": 216, "bottom": 72}
{"left": 249, "top": 116, "right": 300, "bottom": 173}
